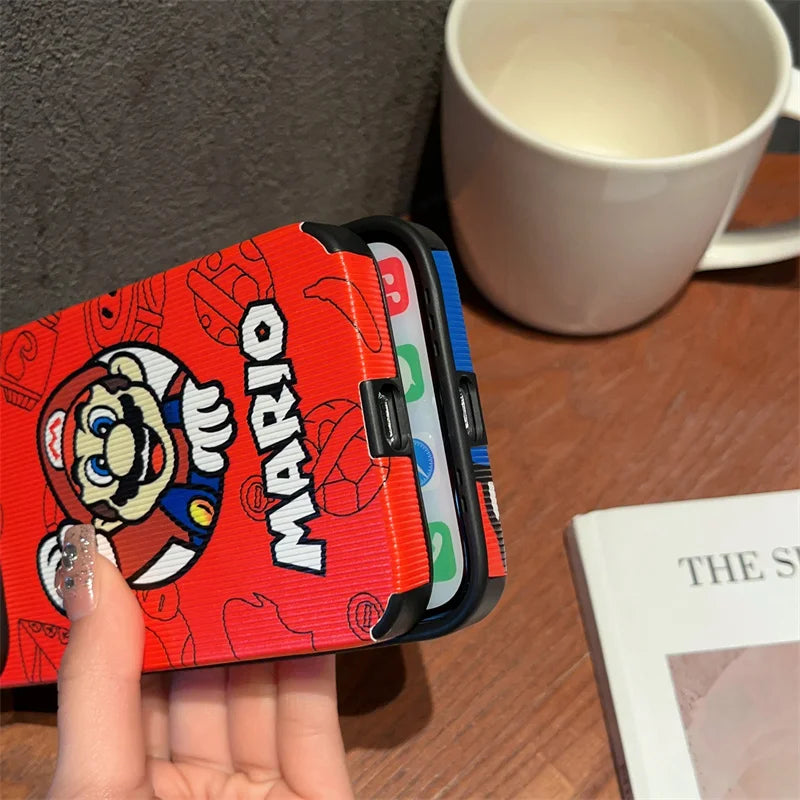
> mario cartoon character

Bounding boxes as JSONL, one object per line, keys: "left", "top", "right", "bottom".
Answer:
{"left": 36, "top": 344, "right": 235, "bottom": 612}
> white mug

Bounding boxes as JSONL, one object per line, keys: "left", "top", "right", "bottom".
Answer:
{"left": 442, "top": 0, "right": 800, "bottom": 335}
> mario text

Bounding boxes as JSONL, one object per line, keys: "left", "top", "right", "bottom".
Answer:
{"left": 240, "top": 301, "right": 324, "bottom": 574}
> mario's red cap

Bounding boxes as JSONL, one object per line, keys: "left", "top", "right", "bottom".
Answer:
{"left": 38, "top": 363, "right": 109, "bottom": 523}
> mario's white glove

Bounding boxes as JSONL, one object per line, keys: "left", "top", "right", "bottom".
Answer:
{"left": 181, "top": 378, "right": 234, "bottom": 474}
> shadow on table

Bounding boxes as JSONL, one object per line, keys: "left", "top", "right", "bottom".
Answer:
{"left": 0, "top": 684, "right": 58, "bottom": 726}
{"left": 337, "top": 642, "right": 432, "bottom": 751}
{"left": 693, "top": 257, "right": 799, "bottom": 288}
{"left": 2, "top": 644, "right": 434, "bottom": 746}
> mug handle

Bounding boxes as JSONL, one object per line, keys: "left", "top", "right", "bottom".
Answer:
{"left": 697, "top": 67, "right": 800, "bottom": 271}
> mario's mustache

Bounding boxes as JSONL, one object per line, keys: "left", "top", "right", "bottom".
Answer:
{"left": 90, "top": 500, "right": 119, "bottom": 522}
{"left": 111, "top": 394, "right": 157, "bottom": 506}
{"left": 88, "top": 395, "right": 160, "bottom": 521}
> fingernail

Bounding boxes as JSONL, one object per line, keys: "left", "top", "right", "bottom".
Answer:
{"left": 54, "top": 525, "right": 98, "bottom": 620}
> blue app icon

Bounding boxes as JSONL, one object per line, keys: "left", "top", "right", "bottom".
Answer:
{"left": 413, "top": 438, "right": 435, "bottom": 486}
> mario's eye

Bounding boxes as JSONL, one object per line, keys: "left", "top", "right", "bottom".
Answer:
{"left": 85, "top": 455, "right": 113, "bottom": 486}
{"left": 88, "top": 406, "right": 117, "bottom": 437}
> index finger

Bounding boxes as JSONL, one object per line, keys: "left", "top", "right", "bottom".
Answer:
{"left": 49, "top": 543, "right": 150, "bottom": 799}
{"left": 276, "top": 655, "right": 354, "bottom": 800}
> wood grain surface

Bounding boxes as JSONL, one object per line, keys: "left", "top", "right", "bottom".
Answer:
{"left": 2, "top": 154, "right": 798, "bottom": 799}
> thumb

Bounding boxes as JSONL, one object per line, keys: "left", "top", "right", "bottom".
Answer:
{"left": 48, "top": 525, "right": 150, "bottom": 799}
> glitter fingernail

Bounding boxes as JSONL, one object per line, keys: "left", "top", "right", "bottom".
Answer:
{"left": 54, "top": 525, "right": 98, "bottom": 621}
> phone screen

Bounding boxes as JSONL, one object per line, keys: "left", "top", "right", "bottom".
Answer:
{"left": 369, "top": 241, "right": 464, "bottom": 610}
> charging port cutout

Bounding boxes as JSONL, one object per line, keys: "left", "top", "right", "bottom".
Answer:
{"left": 457, "top": 373, "right": 487, "bottom": 446}
{"left": 360, "top": 378, "right": 412, "bottom": 458}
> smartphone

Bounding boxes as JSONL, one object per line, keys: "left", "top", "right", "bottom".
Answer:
{"left": 347, "top": 217, "right": 506, "bottom": 640}
{"left": 0, "top": 221, "right": 432, "bottom": 687}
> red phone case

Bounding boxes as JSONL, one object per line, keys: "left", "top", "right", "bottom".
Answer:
{"left": 0, "top": 222, "right": 431, "bottom": 687}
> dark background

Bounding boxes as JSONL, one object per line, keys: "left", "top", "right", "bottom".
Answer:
{"left": 1, "top": 0, "right": 797, "bottom": 331}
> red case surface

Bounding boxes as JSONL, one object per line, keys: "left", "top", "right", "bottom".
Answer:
{"left": 0, "top": 222, "right": 431, "bottom": 687}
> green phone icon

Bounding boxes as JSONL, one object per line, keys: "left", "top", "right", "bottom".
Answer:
{"left": 429, "top": 522, "right": 456, "bottom": 583}
{"left": 397, "top": 344, "right": 424, "bottom": 403}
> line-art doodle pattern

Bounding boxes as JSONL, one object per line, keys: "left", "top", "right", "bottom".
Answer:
{"left": 138, "top": 584, "right": 197, "bottom": 668}
{"left": 347, "top": 592, "right": 384, "bottom": 641}
{"left": 304, "top": 399, "right": 389, "bottom": 517}
{"left": 84, "top": 274, "right": 166, "bottom": 352}
{"left": 223, "top": 592, "right": 315, "bottom": 659}
{"left": 17, "top": 618, "right": 69, "bottom": 683}
{"left": 239, "top": 474, "right": 280, "bottom": 521}
{"left": 188, "top": 240, "right": 274, "bottom": 346}
{"left": 303, "top": 277, "right": 382, "bottom": 353}
{"left": 0, "top": 315, "right": 60, "bottom": 411}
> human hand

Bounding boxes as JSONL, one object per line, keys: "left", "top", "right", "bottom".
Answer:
{"left": 47, "top": 525, "right": 354, "bottom": 800}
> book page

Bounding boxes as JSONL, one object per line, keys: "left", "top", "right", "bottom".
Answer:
{"left": 669, "top": 641, "right": 799, "bottom": 799}
{"left": 572, "top": 491, "right": 800, "bottom": 799}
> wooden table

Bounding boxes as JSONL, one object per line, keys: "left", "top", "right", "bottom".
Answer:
{"left": 2, "top": 154, "right": 798, "bottom": 799}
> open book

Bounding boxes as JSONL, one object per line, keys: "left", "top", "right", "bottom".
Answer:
{"left": 567, "top": 490, "right": 800, "bottom": 799}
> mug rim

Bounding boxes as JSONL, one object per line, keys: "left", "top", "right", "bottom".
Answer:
{"left": 445, "top": 0, "right": 794, "bottom": 172}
